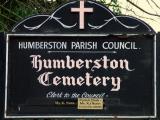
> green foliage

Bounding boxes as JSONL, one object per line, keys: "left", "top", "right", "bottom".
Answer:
{"left": 0, "top": 0, "right": 121, "bottom": 32}
{"left": 99, "top": 0, "right": 121, "bottom": 15}
{"left": 110, "top": 0, "right": 121, "bottom": 14}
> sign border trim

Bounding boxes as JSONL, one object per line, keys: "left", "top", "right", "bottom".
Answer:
{"left": 4, "top": 33, "right": 157, "bottom": 119}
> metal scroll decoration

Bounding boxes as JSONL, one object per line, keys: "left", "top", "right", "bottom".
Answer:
{"left": 24, "top": 1, "right": 77, "bottom": 30}
{"left": 12, "top": 0, "right": 154, "bottom": 34}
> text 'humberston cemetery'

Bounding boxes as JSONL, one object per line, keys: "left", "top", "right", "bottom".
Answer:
{"left": 2, "top": 0, "right": 157, "bottom": 119}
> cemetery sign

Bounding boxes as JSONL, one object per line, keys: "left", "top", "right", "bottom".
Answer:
{"left": 5, "top": 0, "right": 157, "bottom": 119}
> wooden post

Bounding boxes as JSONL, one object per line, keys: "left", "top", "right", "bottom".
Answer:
{"left": 0, "top": 32, "right": 5, "bottom": 120}
{"left": 157, "top": 33, "right": 160, "bottom": 119}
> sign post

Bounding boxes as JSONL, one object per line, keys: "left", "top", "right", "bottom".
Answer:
{"left": 157, "top": 33, "right": 160, "bottom": 118}
{"left": 3, "top": 0, "right": 157, "bottom": 119}
{"left": 0, "top": 33, "right": 5, "bottom": 120}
